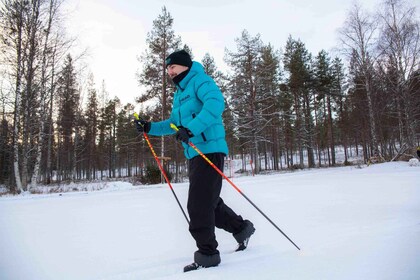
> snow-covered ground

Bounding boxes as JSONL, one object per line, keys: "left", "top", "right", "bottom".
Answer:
{"left": 0, "top": 162, "right": 419, "bottom": 280}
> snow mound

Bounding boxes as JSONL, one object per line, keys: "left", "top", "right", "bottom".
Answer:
{"left": 408, "top": 158, "right": 419, "bottom": 167}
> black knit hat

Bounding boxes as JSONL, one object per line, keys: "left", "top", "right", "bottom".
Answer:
{"left": 165, "top": 50, "right": 192, "bottom": 68}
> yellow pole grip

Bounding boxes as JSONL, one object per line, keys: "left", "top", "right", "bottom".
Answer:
{"left": 170, "top": 123, "right": 179, "bottom": 131}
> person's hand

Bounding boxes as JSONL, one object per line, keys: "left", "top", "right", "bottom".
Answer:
{"left": 134, "top": 118, "right": 150, "bottom": 133}
{"left": 175, "top": 127, "right": 193, "bottom": 144}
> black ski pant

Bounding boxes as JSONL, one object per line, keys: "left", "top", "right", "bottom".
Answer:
{"left": 188, "top": 152, "right": 244, "bottom": 256}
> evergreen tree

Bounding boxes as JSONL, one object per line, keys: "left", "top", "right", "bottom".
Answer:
{"left": 84, "top": 74, "right": 98, "bottom": 180}
{"left": 313, "top": 50, "right": 336, "bottom": 166}
{"left": 56, "top": 54, "right": 79, "bottom": 181}
{"left": 278, "top": 81, "right": 294, "bottom": 168}
{"left": 136, "top": 6, "right": 182, "bottom": 159}
{"left": 201, "top": 53, "right": 226, "bottom": 91}
{"left": 103, "top": 97, "right": 119, "bottom": 178}
{"left": 201, "top": 53, "right": 239, "bottom": 157}
{"left": 257, "top": 44, "right": 281, "bottom": 170}
{"left": 283, "top": 36, "right": 315, "bottom": 168}
{"left": 226, "top": 30, "right": 278, "bottom": 173}
{"left": 346, "top": 50, "right": 372, "bottom": 161}
{"left": 0, "top": 105, "right": 11, "bottom": 184}
{"left": 330, "top": 57, "right": 348, "bottom": 163}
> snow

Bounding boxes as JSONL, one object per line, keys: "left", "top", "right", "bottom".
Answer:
{"left": 409, "top": 158, "right": 419, "bottom": 167}
{"left": 0, "top": 161, "right": 419, "bottom": 280}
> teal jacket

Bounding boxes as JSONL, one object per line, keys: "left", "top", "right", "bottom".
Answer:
{"left": 148, "top": 61, "right": 228, "bottom": 159}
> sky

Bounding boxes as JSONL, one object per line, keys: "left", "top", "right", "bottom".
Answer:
{"left": 1, "top": 161, "right": 419, "bottom": 279}
{"left": 62, "top": 0, "right": 385, "bottom": 107}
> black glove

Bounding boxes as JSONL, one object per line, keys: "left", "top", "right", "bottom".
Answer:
{"left": 134, "top": 119, "right": 151, "bottom": 133}
{"left": 175, "top": 127, "right": 193, "bottom": 144}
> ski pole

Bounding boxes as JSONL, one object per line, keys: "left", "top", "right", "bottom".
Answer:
{"left": 170, "top": 123, "right": 301, "bottom": 251}
{"left": 133, "top": 114, "right": 190, "bottom": 225}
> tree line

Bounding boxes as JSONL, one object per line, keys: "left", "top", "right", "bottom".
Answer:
{"left": 0, "top": 0, "right": 419, "bottom": 193}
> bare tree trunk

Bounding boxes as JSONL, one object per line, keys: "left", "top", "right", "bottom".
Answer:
{"left": 30, "top": 97, "right": 46, "bottom": 189}
{"left": 10, "top": 2, "right": 25, "bottom": 192}
{"left": 327, "top": 95, "right": 336, "bottom": 165}
{"left": 45, "top": 39, "right": 58, "bottom": 184}
{"left": 303, "top": 93, "right": 315, "bottom": 168}
{"left": 30, "top": 0, "right": 56, "bottom": 190}
{"left": 13, "top": 80, "right": 23, "bottom": 192}
{"left": 72, "top": 122, "right": 79, "bottom": 182}
{"left": 364, "top": 78, "right": 378, "bottom": 156}
{"left": 253, "top": 132, "right": 259, "bottom": 173}
{"left": 293, "top": 93, "right": 304, "bottom": 168}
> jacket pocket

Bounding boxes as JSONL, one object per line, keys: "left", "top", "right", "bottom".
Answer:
{"left": 201, "top": 132, "right": 207, "bottom": 142}
{"left": 192, "top": 113, "right": 207, "bottom": 142}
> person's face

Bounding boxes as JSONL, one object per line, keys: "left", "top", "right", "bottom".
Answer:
{"left": 166, "top": 64, "right": 189, "bottom": 79}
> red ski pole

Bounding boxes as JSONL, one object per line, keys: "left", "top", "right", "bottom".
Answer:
{"left": 170, "top": 123, "right": 300, "bottom": 250}
{"left": 134, "top": 114, "right": 189, "bottom": 225}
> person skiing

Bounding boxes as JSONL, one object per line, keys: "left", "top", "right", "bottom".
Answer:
{"left": 135, "top": 50, "right": 255, "bottom": 272}
{"left": 417, "top": 146, "right": 420, "bottom": 158}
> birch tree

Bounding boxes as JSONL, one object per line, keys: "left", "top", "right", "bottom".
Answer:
{"left": 339, "top": 3, "right": 380, "bottom": 158}
{"left": 0, "top": 0, "right": 28, "bottom": 191}
{"left": 377, "top": 0, "right": 420, "bottom": 154}
{"left": 30, "top": 0, "right": 64, "bottom": 189}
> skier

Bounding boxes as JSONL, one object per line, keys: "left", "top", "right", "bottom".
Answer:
{"left": 135, "top": 50, "right": 255, "bottom": 272}
{"left": 417, "top": 146, "right": 420, "bottom": 158}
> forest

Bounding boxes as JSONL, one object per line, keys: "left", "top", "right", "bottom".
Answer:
{"left": 0, "top": 0, "right": 419, "bottom": 193}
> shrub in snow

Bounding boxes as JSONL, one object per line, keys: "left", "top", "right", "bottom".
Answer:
{"left": 408, "top": 158, "right": 419, "bottom": 167}
{"left": 140, "top": 165, "right": 172, "bottom": 184}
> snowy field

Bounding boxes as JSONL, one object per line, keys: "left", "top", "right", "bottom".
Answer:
{"left": 0, "top": 162, "right": 419, "bottom": 280}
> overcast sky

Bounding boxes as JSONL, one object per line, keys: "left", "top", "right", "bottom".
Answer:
{"left": 62, "top": 0, "right": 394, "bottom": 108}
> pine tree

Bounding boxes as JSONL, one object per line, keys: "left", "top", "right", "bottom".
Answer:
{"left": 201, "top": 53, "right": 239, "bottom": 157}
{"left": 115, "top": 102, "right": 138, "bottom": 177}
{"left": 0, "top": 102, "right": 11, "bottom": 185}
{"left": 257, "top": 44, "right": 281, "bottom": 170}
{"left": 278, "top": 82, "right": 294, "bottom": 168}
{"left": 347, "top": 50, "right": 373, "bottom": 161}
{"left": 283, "top": 36, "right": 315, "bottom": 168}
{"left": 313, "top": 50, "right": 336, "bottom": 166}
{"left": 202, "top": 53, "right": 226, "bottom": 90}
{"left": 226, "top": 30, "right": 278, "bottom": 173}
{"left": 56, "top": 54, "right": 79, "bottom": 181}
{"left": 136, "top": 6, "right": 181, "bottom": 159}
{"left": 330, "top": 57, "right": 348, "bottom": 163}
{"left": 103, "top": 97, "right": 119, "bottom": 178}
{"left": 84, "top": 74, "right": 98, "bottom": 180}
